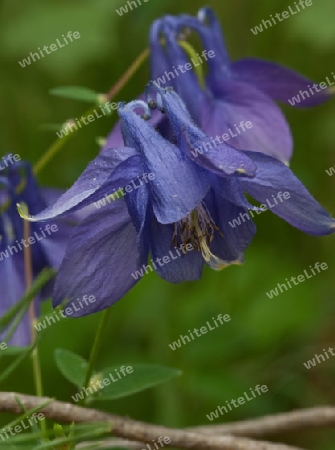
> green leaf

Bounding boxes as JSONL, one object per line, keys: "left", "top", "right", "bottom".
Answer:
{"left": 89, "top": 364, "right": 182, "bottom": 402}
{"left": 54, "top": 349, "right": 88, "bottom": 388}
{"left": 49, "top": 86, "right": 99, "bottom": 103}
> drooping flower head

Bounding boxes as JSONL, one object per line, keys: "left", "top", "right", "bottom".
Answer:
{"left": 103, "top": 7, "right": 332, "bottom": 164}
{"left": 148, "top": 7, "right": 332, "bottom": 164}
{"left": 21, "top": 86, "right": 335, "bottom": 318}
{"left": 0, "top": 159, "right": 71, "bottom": 346}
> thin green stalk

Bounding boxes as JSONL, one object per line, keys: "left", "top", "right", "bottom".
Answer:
{"left": 23, "top": 212, "right": 47, "bottom": 438}
{"left": 105, "top": 47, "right": 150, "bottom": 101}
{"left": 8, "top": 397, "right": 54, "bottom": 430}
{"left": 83, "top": 308, "right": 112, "bottom": 390}
{"left": 33, "top": 47, "right": 150, "bottom": 176}
{"left": 33, "top": 132, "right": 73, "bottom": 175}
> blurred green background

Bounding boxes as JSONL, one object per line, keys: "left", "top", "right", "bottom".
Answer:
{"left": 1, "top": 0, "right": 335, "bottom": 448}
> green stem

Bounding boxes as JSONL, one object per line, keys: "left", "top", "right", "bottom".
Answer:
{"left": 83, "top": 308, "right": 112, "bottom": 390}
{"left": 33, "top": 131, "right": 73, "bottom": 176}
{"left": 105, "top": 47, "right": 150, "bottom": 101}
{"left": 33, "top": 47, "right": 150, "bottom": 176}
{"left": 31, "top": 329, "right": 46, "bottom": 439}
{"left": 22, "top": 212, "right": 47, "bottom": 438}
{"left": 31, "top": 347, "right": 45, "bottom": 419}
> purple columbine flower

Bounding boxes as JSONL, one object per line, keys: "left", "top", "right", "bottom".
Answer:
{"left": 0, "top": 161, "right": 71, "bottom": 346}
{"left": 104, "top": 7, "right": 331, "bottom": 164}
{"left": 149, "top": 7, "right": 333, "bottom": 164}
{"left": 21, "top": 87, "right": 335, "bottom": 317}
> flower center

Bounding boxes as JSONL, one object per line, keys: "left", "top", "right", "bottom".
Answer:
{"left": 172, "top": 203, "right": 242, "bottom": 270}
{"left": 172, "top": 202, "right": 225, "bottom": 265}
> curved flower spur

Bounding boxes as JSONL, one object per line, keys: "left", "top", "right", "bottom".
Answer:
{"left": 18, "top": 86, "right": 335, "bottom": 317}
{"left": 148, "top": 7, "right": 332, "bottom": 164}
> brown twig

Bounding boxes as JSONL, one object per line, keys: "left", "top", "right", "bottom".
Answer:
{"left": 78, "top": 406, "right": 335, "bottom": 449}
{"left": 192, "top": 406, "right": 335, "bottom": 437}
{"left": 0, "top": 392, "right": 302, "bottom": 450}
